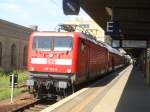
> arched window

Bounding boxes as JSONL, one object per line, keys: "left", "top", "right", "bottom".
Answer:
{"left": 11, "top": 44, "right": 17, "bottom": 66}
{"left": 0, "top": 42, "right": 2, "bottom": 66}
{"left": 23, "top": 46, "right": 28, "bottom": 67}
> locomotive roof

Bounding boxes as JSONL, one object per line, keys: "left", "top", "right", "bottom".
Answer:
{"left": 79, "top": 33, "right": 123, "bottom": 56}
{"left": 102, "top": 42, "right": 123, "bottom": 56}
{"left": 31, "top": 31, "right": 75, "bottom": 37}
{"left": 79, "top": 33, "right": 104, "bottom": 47}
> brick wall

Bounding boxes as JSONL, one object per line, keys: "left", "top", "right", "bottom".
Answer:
{"left": 0, "top": 19, "right": 33, "bottom": 71}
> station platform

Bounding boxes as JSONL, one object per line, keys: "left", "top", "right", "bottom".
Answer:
{"left": 41, "top": 65, "right": 150, "bottom": 112}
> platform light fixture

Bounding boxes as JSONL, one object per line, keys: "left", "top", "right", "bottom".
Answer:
{"left": 105, "top": 7, "right": 112, "bottom": 16}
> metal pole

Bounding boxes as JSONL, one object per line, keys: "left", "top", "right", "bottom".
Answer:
{"left": 149, "top": 59, "right": 150, "bottom": 85}
{"left": 146, "top": 59, "right": 149, "bottom": 85}
{"left": 145, "top": 48, "right": 150, "bottom": 85}
{"left": 11, "top": 73, "right": 14, "bottom": 103}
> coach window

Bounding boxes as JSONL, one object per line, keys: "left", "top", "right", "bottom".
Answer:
{"left": 23, "top": 46, "right": 27, "bottom": 66}
{"left": 0, "top": 42, "right": 2, "bottom": 66}
{"left": 11, "top": 44, "right": 17, "bottom": 66}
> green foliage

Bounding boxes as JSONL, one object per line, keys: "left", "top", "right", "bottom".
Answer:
{"left": 0, "top": 88, "right": 23, "bottom": 101}
{"left": 0, "top": 70, "right": 28, "bottom": 101}
{"left": 0, "top": 75, "right": 9, "bottom": 88}
{"left": 16, "top": 70, "right": 28, "bottom": 83}
{"left": 0, "top": 71, "right": 6, "bottom": 76}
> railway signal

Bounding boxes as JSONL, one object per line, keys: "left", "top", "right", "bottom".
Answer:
{"left": 9, "top": 73, "right": 18, "bottom": 103}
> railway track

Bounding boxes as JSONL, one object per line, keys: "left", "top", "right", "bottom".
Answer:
{"left": 11, "top": 99, "right": 56, "bottom": 112}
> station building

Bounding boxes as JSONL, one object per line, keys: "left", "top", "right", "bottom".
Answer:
{"left": 0, "top": 19, "right": 34, "bottom": 71}
{"left": 64, "top": 18, "right": 110, "bottom": 42}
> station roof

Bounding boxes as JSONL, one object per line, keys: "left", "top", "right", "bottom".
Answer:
{"left": 80, "top": 0, "right": 150, "bottom": 40}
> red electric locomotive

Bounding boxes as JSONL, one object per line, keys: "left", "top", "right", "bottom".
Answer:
{"left": 27, "top": 31, "right": 124, "bottom": 98}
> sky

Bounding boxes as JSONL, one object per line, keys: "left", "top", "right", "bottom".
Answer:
{"left": 0, "top": 0, "right": 92, "bottom": 31}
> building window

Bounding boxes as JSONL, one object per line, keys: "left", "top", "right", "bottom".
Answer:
{"left": 23, "top": 46, "right": 28, "bottom": 67}
{"left": 11, "top": 44, "right": 17, "bottom": 66}
{"left": 0, "top": 42, "right": 2, "bottom": 66}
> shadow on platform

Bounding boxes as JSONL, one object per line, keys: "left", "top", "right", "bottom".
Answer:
{"left": 116, "top": 67, "right": 150, "bottom": 112}
{"left": 89, "top": 66, "right": 127, "bottom": 88}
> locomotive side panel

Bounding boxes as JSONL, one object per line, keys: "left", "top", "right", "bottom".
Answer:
{"left": 77, "top": 37, "right": 109, "bottom": 83}
{"left": 76, "top": 37, "right": 90, "bottom": 84}
{"left": 88, "top": 44, "right": 107, "bottom": 78}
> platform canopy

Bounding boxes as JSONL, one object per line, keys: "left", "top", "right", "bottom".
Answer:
{"left": 79, "top": 0, "right": 150, "bottom": 40}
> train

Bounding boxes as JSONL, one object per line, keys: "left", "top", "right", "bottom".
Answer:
{"left": 26, "top": 31, "right": 129, "bottom": 98}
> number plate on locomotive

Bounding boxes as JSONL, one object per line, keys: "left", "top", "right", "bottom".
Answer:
{"left": 58, "top": 81, "right": 67, "bottom": 89}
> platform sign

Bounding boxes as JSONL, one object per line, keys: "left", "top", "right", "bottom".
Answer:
{"left": 63, "top": 0, "right": 80, "bottom": 15}
{"left": 106, "top": 21, "right": 120, "bottom": 37}
{"left": 122, "top": 40, "right": 147, "bottom": 48}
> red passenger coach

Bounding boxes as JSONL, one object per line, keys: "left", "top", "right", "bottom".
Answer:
{"left": 27, "top": 31, "right": 125, "bottom": 98}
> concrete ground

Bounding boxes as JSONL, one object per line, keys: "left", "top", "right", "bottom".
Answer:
{"left": 41, "top": 65, "right": 150, "bottom": 112}
{"left": 114, "top": 66, "right": 150, "bottom": 112}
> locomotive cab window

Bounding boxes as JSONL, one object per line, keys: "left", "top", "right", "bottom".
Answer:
{"left": 32, "top": 36, "right": 52, "bottom": 51}
{"left": 54, "top": 37, "right": 72, "bottom": 51}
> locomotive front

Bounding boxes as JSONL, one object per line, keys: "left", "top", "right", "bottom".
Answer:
{"left": 27, "top": 32, "right": 77, "bottom": 98}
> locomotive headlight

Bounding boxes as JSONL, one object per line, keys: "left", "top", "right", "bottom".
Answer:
{"left": 30, "top": 67, "right": 35, "bottom": 71}
{"left": 67, "top": 69, "right": 71, "bottom": 73}
{"left": 44, "top": 67, "right": 49, "bottom": 71}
